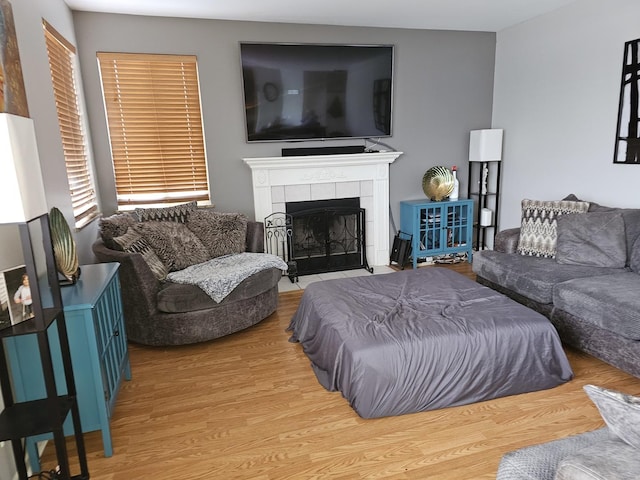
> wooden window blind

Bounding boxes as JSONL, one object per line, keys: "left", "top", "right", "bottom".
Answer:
{"left": 43, "top": 20, "right": 98, "bottom": 227}
{"left": 96, "top": 52, "right": 209, "bottom": 207}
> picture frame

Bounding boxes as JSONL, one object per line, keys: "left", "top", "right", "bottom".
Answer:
{"left": 0, "top": 265, "right": 32, "bottom": 329}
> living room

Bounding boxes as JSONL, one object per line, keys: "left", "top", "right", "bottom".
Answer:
{"left": 1, "top": 0, "right": 639, "bottom": 478}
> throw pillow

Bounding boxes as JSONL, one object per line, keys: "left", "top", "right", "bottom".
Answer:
{"left": 133, "top": 221, "right": 210, "bottom": 271}
{"left": 583, "top": 384, "right": 640, "bottom": 450}
{"left": 516, "top": 199, "right": 590, "bottom": 258}
{"left": 555, "top": 212, "right": 627, "bottom": 268}
{"left": 99, "top": 213, "right": 136, "bottom": 245}
{"left": 563, "top": 193, "right": 616, "bottom": 213}
{"left": 112, "top": 227, "right": 168, "bottom": 280}
{"left": 135, "top": 201, "right": 198, "bottom": 223}
{"left": 187, "top": 210, "right": 248, "bottom": 259}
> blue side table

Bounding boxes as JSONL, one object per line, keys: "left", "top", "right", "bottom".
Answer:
{"left": 6, "top": 262, "right": 131, "bottom": 470}
{"left": 400, "top": 198, "right": 474, "bottom": 268}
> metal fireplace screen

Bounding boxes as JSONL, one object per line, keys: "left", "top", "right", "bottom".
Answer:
{"left": 265, "top": 198, "right": 372, "bottom": 281}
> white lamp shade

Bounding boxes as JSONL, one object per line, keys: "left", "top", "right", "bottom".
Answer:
{"left": 0, "top": 113, "right": 48, "bottom": 223}
{"left": 469, "top": 129, "right": 503, "bottom": 162}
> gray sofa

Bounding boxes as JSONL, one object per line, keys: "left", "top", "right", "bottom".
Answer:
{"left": 472, "top": 196, "right": 640, "bottom": 378}
{"left": 496, "top": 384, "right": 640, "bottom": 479}
{"left": 92, "top": 205, "right": 282, "bottom": 346}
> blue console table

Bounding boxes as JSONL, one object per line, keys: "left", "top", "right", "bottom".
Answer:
{"left": 6, "top": 262, "right": 131, "bottom": 470}
{"left": 400, "top": 198, "right": 474, "bottom": 268}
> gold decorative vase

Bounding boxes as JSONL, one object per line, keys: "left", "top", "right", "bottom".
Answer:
{"left": 422, "top": 166, "right": 454, "bottom": 201}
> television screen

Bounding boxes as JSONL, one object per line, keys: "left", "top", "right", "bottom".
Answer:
{"left": 240, "top": 43, "right": 394, "bottom": 142}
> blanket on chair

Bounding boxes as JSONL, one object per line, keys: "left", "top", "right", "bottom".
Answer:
{"left": 167, "top": 252, "right": 287, "bottom": 303}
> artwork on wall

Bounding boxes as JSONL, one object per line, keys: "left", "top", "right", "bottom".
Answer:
{"left": 0, "top": 0, "right": 29, "bottom": 117}
{"left": 614, "top": 37, "right": 640, "bottom": 164}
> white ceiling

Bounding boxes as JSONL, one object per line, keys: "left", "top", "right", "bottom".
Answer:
{"left": 63, "top": 0, "right": 579, "bottom": 32}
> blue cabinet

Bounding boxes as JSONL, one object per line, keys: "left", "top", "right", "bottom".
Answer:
{"left": 400, "top": 199, "right": 474, "bottom": 268}
{"left": 6, "top": 263, "right": 131, "bottom": 470}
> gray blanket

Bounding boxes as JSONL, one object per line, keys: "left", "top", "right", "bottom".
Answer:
{"left": 167, "top": 252, "right": 287, "bottom": 303}
{"left": 288, "top": 267, "right": 573, "bottom": 418}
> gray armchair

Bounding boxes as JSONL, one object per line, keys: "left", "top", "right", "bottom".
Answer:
{"left": 92, "top": 220, "right": 281, "bottom": 346}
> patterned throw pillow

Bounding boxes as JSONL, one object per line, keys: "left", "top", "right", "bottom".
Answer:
{"left": 584, "top": 384, "right": 640, "bottom": 449}
{"left": 99, "top": 213, "right": 136, "bottom": 245}
{"left": 187, "top": 210, "right": 248, "bottom": 259}
{"left": 112, "top": 228, "right": 168, "bottom": 280}
{"left": 133, "top": 221, "right": 210, "bottom": 271}
{"left": 516, "top": 199, "right": 590, "bottom": 258}
{"left": 135, "top": 201, "right": 198, "bottom": 223}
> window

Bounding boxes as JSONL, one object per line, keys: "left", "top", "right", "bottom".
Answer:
{"left": 43, "top": 20, "right": 98, "bottom": 228}
{"left": 96, "top": 53, "right": 209, "bottom": 208}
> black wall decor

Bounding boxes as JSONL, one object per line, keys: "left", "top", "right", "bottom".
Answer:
{"left": 614, "top": 38, "right": 640, "bottom": 164}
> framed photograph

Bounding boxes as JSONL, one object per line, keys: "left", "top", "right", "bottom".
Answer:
{"left": 0, "top": 265, "right": 33, "bottom": 329}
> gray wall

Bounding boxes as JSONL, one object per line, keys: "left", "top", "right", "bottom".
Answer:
{"left": 72, "top": 13, "right": 496, "bottom": 231}
{"left": 1, "top": 0, "right": 100, "bottom": 270}
{"left": 493, "top": 0, "right": 640, "bottom": 229}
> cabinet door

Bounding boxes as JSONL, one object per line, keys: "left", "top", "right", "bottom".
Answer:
{"left": 443, "top": 202, "right": 470, "bottom": 249}
{"left": 94, "top": 273, "right": 128, "bottom": 416}
{"left": 418, "top": 204, "right": 445, "bottom": 253}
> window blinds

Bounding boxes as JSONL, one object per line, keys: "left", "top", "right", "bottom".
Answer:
{"left": 97, "top": 53, "right": 209, "bottom": 207}
{"left": 43, "top": 20, "right": 98, "bottom": 227}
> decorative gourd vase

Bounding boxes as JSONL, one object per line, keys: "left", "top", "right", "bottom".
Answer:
{"left": 422, "top": 166, "right": 454, "bottom": 201}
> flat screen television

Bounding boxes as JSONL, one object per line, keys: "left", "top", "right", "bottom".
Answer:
{"left": 240, "top": 43, "right": 394, "bottom": 142}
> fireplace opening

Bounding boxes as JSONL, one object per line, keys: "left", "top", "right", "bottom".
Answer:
{"left": 285, "top": 197, "right": 372, "bottom": 277}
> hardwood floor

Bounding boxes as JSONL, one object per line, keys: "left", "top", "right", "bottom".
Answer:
{"left": 42, "top": 264, "right": 640, "bottom": 479}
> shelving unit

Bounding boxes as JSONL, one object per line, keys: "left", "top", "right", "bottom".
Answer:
{"left": 0, "top": 214, "right": 89, "bottom": 480}
{"left": 468, "top": 160, "right": 501, "bottom": 250}
{"left": 400, "top": 198, "right": 474, "bottom": 269}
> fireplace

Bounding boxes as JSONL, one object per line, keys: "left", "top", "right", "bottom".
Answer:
{"left": 243, "top": 151, "right": 402, "bottom": 267}
{"left": 286, "top": 197, "right": 371, "bottom": 277}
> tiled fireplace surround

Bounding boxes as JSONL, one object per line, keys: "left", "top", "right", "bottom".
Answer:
{"left": 243, "top": 152, "right": 402, "bottom": 267}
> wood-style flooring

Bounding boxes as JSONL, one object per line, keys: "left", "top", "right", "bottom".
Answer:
{"left": 41, "top": 263, "right": 640, "bottom": 479}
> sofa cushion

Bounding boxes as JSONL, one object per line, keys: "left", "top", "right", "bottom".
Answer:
{"left": 517, "top": 199, "right": 590, "bottom": 258}
{"left": 631, "top": 235, "right": 640, "bottom": 274}
{"left": 472, "top": 250, "right": 622, "bottom": 304}
{"left": 583, "top": 384, "right": 640, "bottom": 449}
{"left": 555, "top": 438, "right": 640, "bottom": 480}
{"left": 133, "top": 221, "right": 210, "bottom": 271}
{"left": 157, "top": 267, "right": 281, "bottom": 313}
{"left": 496, "top": 428, "right": 611, "bottom": 480}
{"left": 112, "top": 227, "right": 168, "bottom": 280}
{"left": 621, "top": 209, "right": 640, "bottom": 265}
{"left": 555, "top": 212, "right": 627, "bottom": 268}
{"left": 187, "top": 209, "right": 248, "bottom": 259}
{"left": 135, "top": 200, "right": 197, "bottom": 223}
{"left": 553, "top": 272, "right": 640, "bottom": 340}
{"left": 561, "top": 195, "right": 640, "bottom": 266}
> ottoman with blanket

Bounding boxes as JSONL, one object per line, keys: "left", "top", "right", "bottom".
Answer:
{"left": 288, "top": 267, "right": 572, "bottom": 418}
{"left": 93, "top": 202, "right": 287, "bottom": 346}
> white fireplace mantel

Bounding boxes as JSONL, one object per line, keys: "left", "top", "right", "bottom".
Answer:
{"left": 243, "top": 151, "right": 402, "bottom": 267}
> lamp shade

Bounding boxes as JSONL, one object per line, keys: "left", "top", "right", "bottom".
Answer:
{"left": 469, "top": 129, "right": 503, "bottom": 162}
{"left": 0, "top": 113, "right": 48, "bottom": 223}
